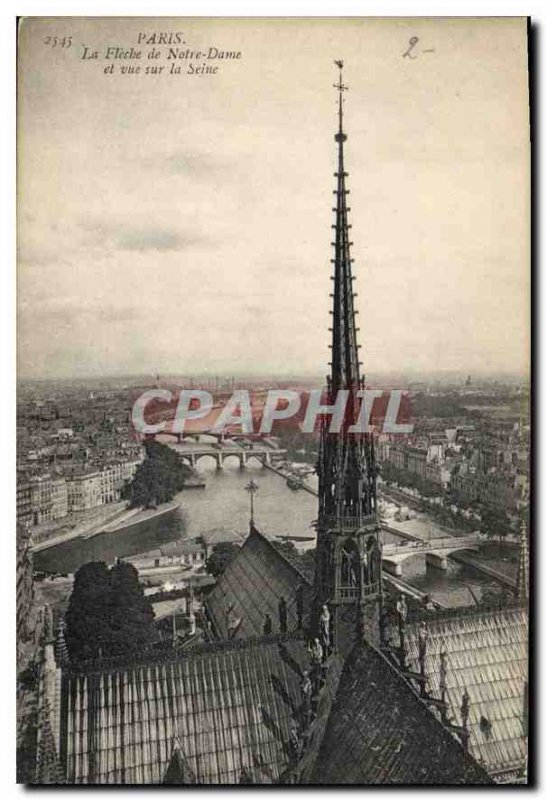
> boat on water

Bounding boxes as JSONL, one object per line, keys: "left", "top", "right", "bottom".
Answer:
{"left": 184, "top": 473, "right": 206, "bottom": 489}
{"left": 275, "top": 534, "right": 315, "bottom": 543}
{"left": 81, "top": 501, "right": 181, "bottom": 539}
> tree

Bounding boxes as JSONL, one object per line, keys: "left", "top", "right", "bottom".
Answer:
{"left": 65, "top": 562, "right": 112, "bottom": 661}
{"left": 128, "top": 440, "right": 192, "bottom": 508}
{"left": 205, "top": 543, "right": 240, "bottom": 578}
{"left": 107, "top": 562, "right": 157, "bottom": 655}
{"left": 480, "top": 582, "right": 512, "bottom": 607}
{"left": 480, "top": 505, "right": 511, "bottom": 548}
{"left": 65, "top": 561, "right": 157, "bottom": 662}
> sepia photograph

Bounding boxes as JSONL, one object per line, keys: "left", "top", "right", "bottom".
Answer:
{"left": 16, "top": 16, "right": 530, "bottom": 785}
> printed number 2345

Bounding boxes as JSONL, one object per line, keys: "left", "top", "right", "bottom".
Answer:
{"left": 43, "top": 36, "right": 72, "bottom": 49}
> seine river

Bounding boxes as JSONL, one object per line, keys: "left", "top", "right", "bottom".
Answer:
{"left": 34, "top": 461, "right": 494, "bottom": 606}
{"left": 34, "top": 462, "right": 316, "bottom": 573}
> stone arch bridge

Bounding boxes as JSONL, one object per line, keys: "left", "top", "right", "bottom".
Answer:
{"left": 148, "top": 433, "right": 287, "bottom": 470}
{"left": 381, "top": 533, "right": 484, "bottom": 577}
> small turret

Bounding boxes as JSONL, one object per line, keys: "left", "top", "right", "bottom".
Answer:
{"left": 36, "top": 606, "right": 64, "bottom": 782}
{"left": 42, "top": 603, "right": 55, "bottom": 646}
{"left": 55, "top": 615, "right": 69, "bottom": 666}
{"left": 516, "top": 519, "right": 529, "bottom": 604}
{"left": 35, "top": 700, "right": 65, "bottom": 784}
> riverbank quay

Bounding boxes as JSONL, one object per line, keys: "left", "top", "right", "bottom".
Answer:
{"left": 84, "top": 500, "right": 180, "bottom": 538}
{"left": 29, "top": 501, "right": 128, "bottom": 552}
{"left": 31, "top": 500, "right": 127, "bottom": 553}
{"left": 30, "top": 500, "right": 181, "bottom": 553}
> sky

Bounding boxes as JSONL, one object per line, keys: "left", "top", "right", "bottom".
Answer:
{"left": 17, "top": 17, "right": 530, "bottom": 380}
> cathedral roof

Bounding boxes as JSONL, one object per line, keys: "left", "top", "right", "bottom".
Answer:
{"left": 402, "top": 606, "right": 528, "bottom": 779}
{"left": 310, "top": 641, "right": 492, "bottom": 785}
{"left": 57, "top": 535, "right": 517, "bottom": 786}
{"left": 61, "top": 635, "right": 314, "bottom": 784}
{"left": 205, "top": 526, "right": 313, "bottom": 640}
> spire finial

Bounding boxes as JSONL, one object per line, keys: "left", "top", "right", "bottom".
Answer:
{"left": 334, "top": 60, "right": 348, "bottom": 142}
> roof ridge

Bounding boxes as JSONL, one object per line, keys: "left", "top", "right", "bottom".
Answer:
{"left": 312, "top": 640, "right": 491, "bottom": 784}
{"left": 250, "top": 525, "right": 314, "bottom": 586}
{"left": 355, "top": 643, "right": 490, "bottom": 765}
{"left": 66, "top": 631, "right": 307, "bottom": 675}
{"left": 407, "top": 604, "right": 528, "bottom": 628}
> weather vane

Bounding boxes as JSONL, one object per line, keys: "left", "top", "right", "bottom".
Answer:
{"left": 333, "top": 60, "right": 348, "bottom": 139}
{"left": 333, "top": 59, "right": 348, "bottom": 93}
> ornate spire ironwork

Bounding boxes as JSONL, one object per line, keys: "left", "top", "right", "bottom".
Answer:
{"left": 330, "top": 60, "right": 360, "bottom": 395}
{"left": 314, "top": 63, "right": 381, "bottom": 654}
{"left": 317, "top": 61, "right": 377, "bottom": 528}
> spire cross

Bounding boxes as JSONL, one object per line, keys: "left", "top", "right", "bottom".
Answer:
{"left": 333, "top": 59, "right": 348, "bottom": 92}
{"left": 333, "top": 60, "right": 348, "bottom": 140}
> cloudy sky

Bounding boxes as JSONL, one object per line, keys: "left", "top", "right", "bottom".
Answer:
{"left": 18, "top": 17, "right": 530, "bottom": 380}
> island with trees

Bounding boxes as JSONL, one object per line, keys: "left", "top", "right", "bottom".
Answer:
{"left": 125, "top": 440, "right": 192, "bottom": 509}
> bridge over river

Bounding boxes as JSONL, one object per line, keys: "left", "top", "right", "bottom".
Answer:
{"left": 160, "top": 445, "right": 515, "bottom": 590}
{"left": 163, "top": 438, "right": 287, "bottom": 470}
{"left": 261, "top": 464, "right": 516, "bottom": 589}
{"left": 381, "top": 533, "right": 484, "bottom": 576}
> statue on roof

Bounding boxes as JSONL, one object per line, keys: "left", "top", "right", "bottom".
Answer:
{"left": 319, "top": 604, "right": 330, "bottom": 657}
{"left": 300, "top": 670, "right": 313, "bottom": 727}
{"left": 367, "top": 535, "right": 382, "bottom": 586}
{"left": 396, "top": 595, "right": 407, "bottom": 627}
{"left": 418, "top": 621, "right": 428, "bottom": 662}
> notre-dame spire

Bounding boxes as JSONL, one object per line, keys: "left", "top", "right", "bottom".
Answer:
{"left": 315, "top": 62, "right": 381, "bottom": 656}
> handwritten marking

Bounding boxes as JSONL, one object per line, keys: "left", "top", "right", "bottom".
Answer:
{"left": 403, "top": 37, "right": 435, "bottom": 59}
{"left": 403, "top": 36, "right": 419, "bottom": 59}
